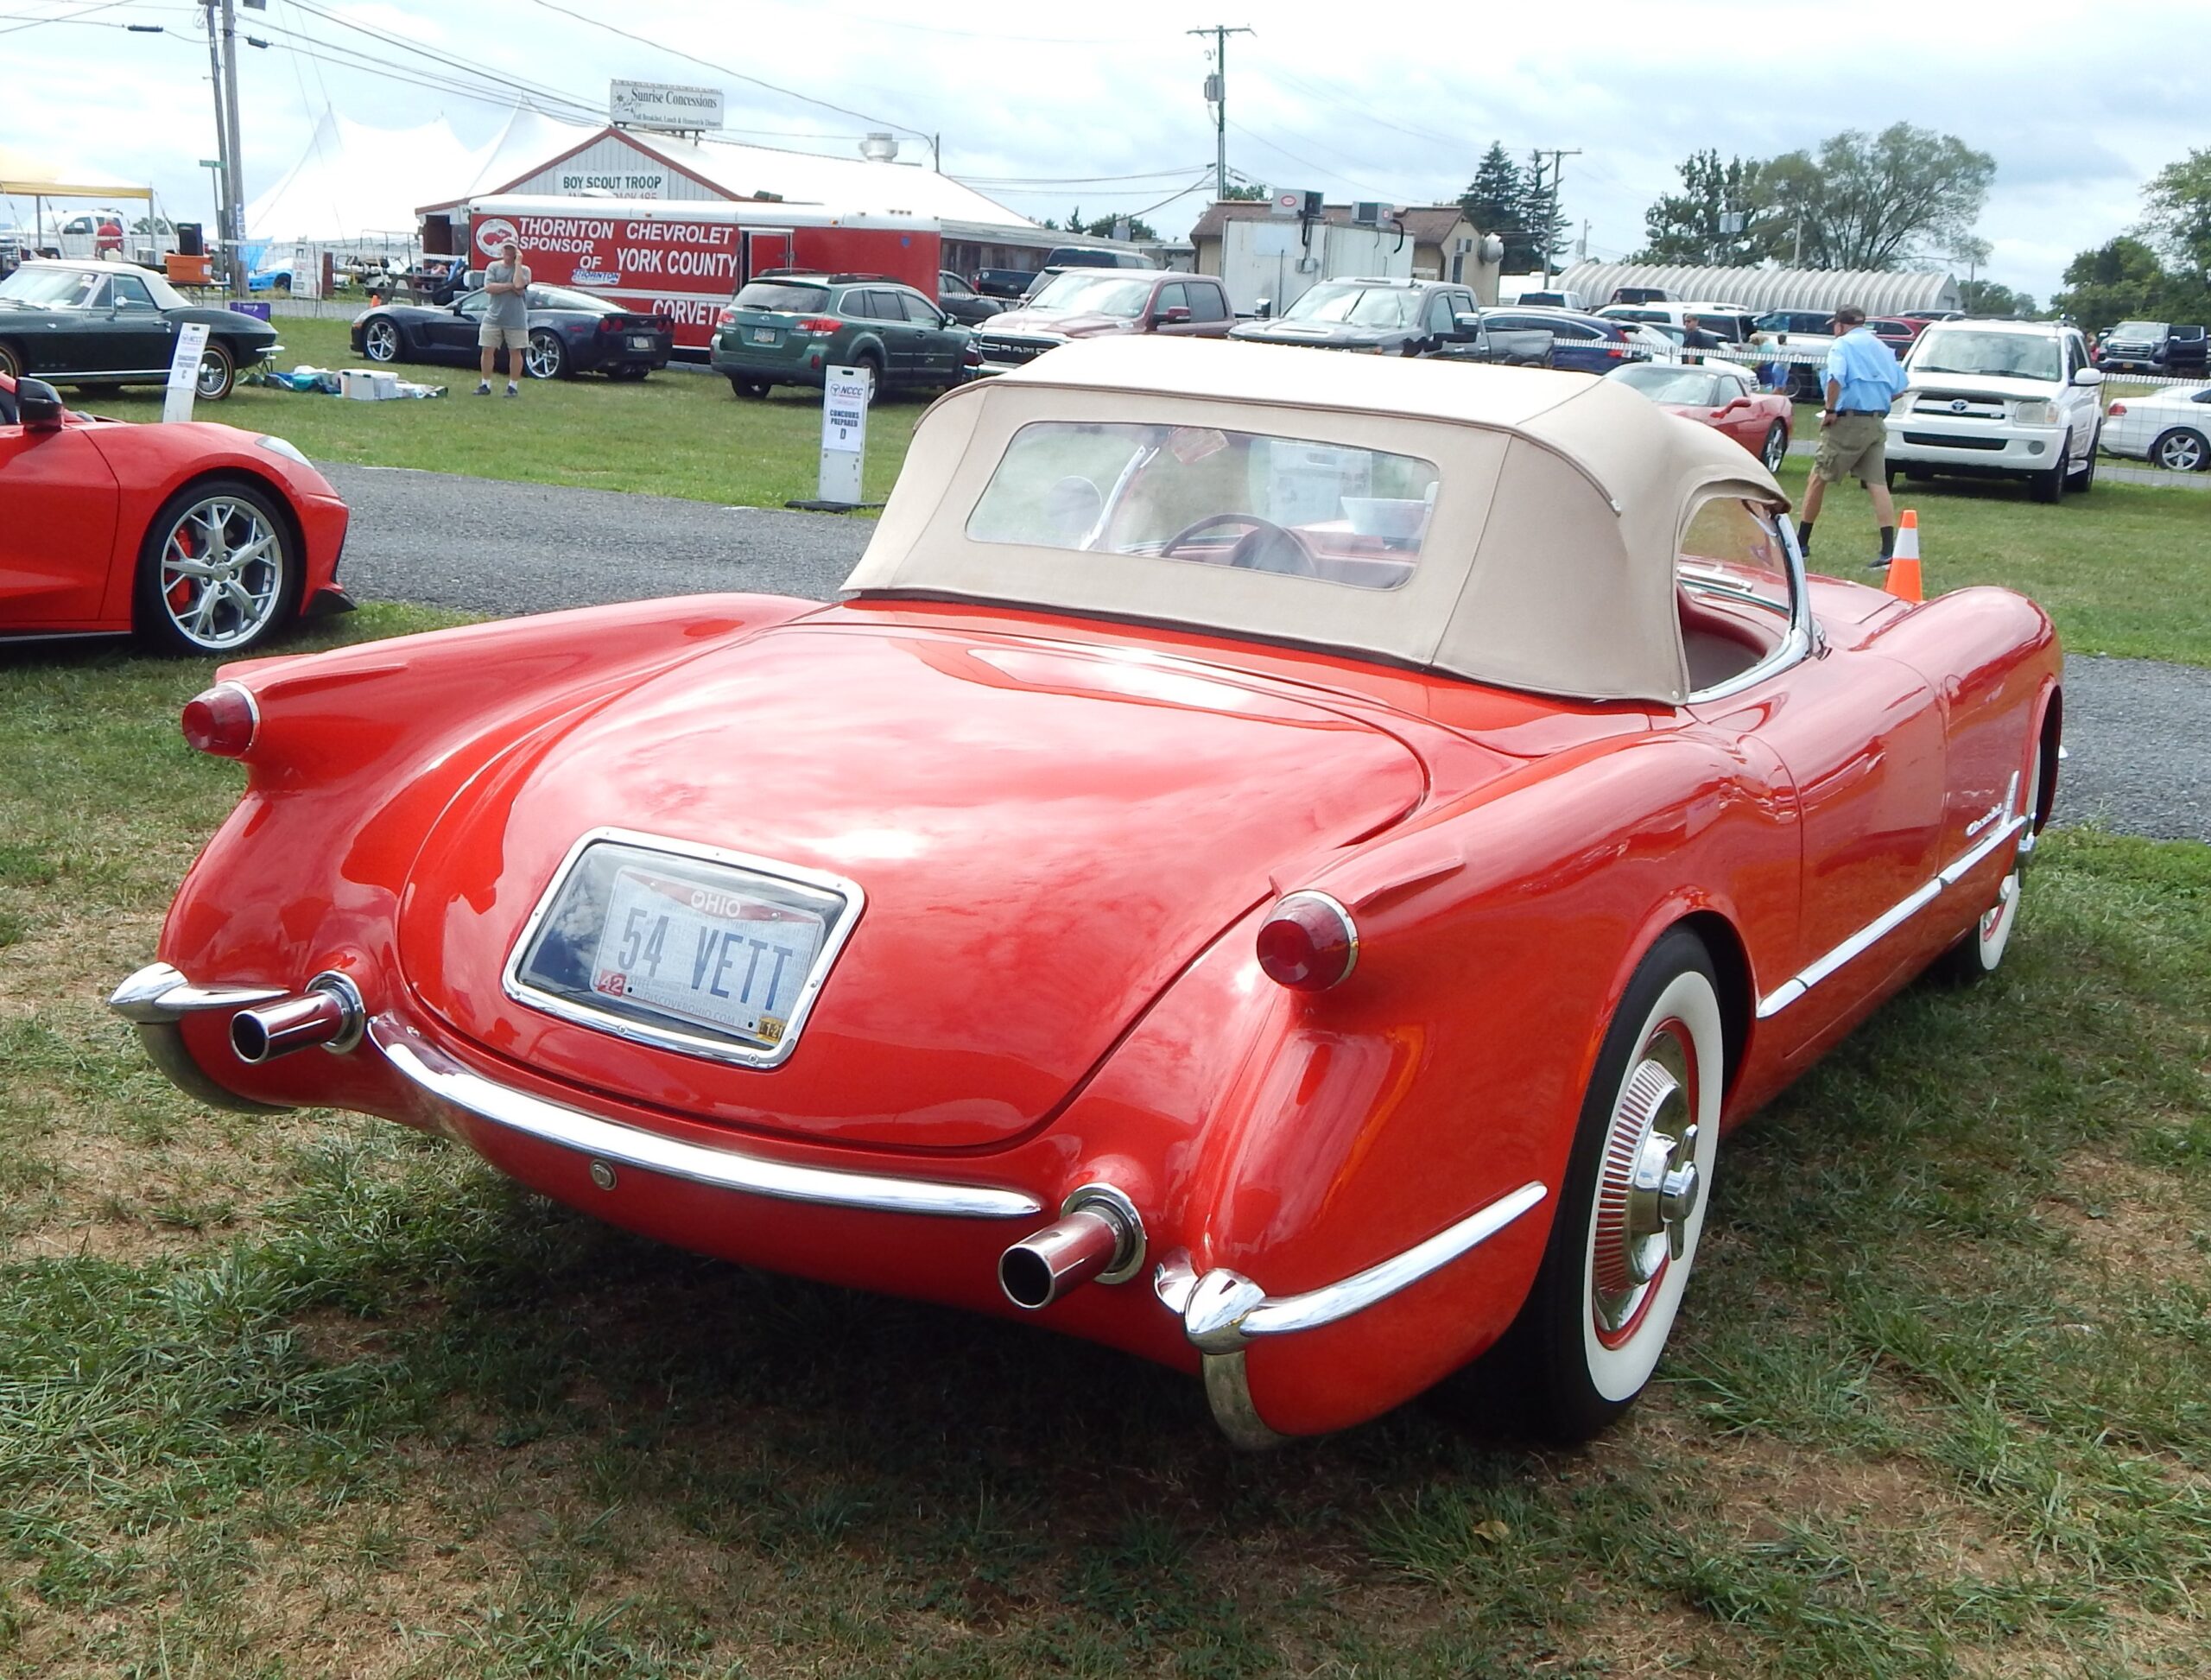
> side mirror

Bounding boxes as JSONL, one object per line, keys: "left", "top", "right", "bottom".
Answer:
{"left": 1454, "top": 313, "right": 1484, "bottom": 336}
{"left": 1156, "top": 304, "right": 1193, "bottom": 325}
{"left": 1254, "top": 297, "right": 1273, "bottom": 320}
{"left": 2072, "top": 366, "right": 2104, "bottom": 387}
{"left": 17, "top": 378, "right": 66, "bottom": 430}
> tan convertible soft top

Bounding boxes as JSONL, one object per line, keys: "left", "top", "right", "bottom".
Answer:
{"left": 844, "top": 337, "right": 1789, "bottom": 703}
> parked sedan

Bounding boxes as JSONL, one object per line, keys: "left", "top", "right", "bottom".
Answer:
{"left": 1606, "top": 359, "right": 1793, "bottom": 471}
{"left": 710, "top": 274, "right": 970, "bottom": 397}
{"left": 937, "top": 271, "right": 1003, "bottom": 326}
{"left": 1479, "top": 307, "right": 1644, "bottom": 375}
{"left": 351, "top": 285, "right": 674, "bottom": 381}
{"left": 0, "top": 372, "right": 351, "bottom": 653}
{"left": 112, "top": 339, "right": 2059, "bottom": 1449}
{"left": 0, "top": 258, "right": 278, "bottom": 399}
{"left": 2100, "top": 383, "right": 2211, "bottom": 472}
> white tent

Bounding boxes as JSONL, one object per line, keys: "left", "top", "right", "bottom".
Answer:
{"left": 248, "top": 108, "right": 488, "bottom": 244}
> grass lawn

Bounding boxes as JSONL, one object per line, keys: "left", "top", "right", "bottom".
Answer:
{"left": 70, "top": 320, "right": 2211, "bottom": 669}
{"left": 77, "top": 316, "right": 926, "bottom": 510}
{"left": 3, "top": 615, "right": 2209, "bottom": 1677}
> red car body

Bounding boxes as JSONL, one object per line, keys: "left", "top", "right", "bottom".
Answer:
{"left": 114, "top": 343, "right": 2061, "bottom": 1446}
{"left": 1608, "top": 361, "right": 1794, "bottom": 471}
{"left": 0, "top": 371, "right": 351, "bottom": 648}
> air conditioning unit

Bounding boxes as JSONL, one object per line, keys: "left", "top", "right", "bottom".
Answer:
{"left": 1353, "top": 201, "right": 1384, "bottom": 225}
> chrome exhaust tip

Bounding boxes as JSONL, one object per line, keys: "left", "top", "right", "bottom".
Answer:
{"left": 999, "top": 1184, "right": 1145, "bottom": 1310}
{"left": 230, "top": 972, "right": 366, "bottom": 1062}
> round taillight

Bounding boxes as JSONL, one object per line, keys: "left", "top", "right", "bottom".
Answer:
{"left": 1256, "top": 891, "right": 1358, "bottom": 991}
{"left": 181, "top": 682, "right": 258, "bottom": 758}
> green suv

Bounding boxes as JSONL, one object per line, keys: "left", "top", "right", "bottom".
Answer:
{"left": 710, "top": 273, "right": 975, "bottom": 398}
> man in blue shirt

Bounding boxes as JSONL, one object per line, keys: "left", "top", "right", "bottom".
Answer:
{"left": 1796, "top": 305, "right": 1910, "bottom": 568}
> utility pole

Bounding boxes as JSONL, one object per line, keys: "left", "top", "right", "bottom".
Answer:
{"left": 1188, "top": 24, "right": 1254, "bottom": 203}
{"left": 219, "top": 0, "right": 247, "bottom": 294}
{"left": 201, "top": 2, "right": 235, "bottom": 291}
{"left": 1529, "top": 147, "right": 1580, "bottom": 288}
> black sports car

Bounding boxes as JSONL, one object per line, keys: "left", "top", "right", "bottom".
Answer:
{"left": 0, "top": 258, "right": 279, "bottom": 399}
{"left": 349, "top": 284, "right": 675, "bottom": 381}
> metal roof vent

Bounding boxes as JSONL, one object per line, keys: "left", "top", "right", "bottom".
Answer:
{"left": 859, "top": 132, "right": 899, "bottom": 163}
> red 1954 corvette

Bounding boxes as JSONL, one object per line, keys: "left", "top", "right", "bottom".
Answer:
{"left": 112, "top": 339, "right": 2060, "bottom": 1445}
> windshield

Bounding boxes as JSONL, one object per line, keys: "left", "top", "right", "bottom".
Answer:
{"left": 1913, "top": 329, "right": 2062, "bottom": 382}
{"left": 1611, "top": 365, "right": 1734, "bottom": 405}
{"left": 2109, "top": 321, "right": 2164, "bottom": 339}
{"left": 1025, "top": 272, "right": 1156, "bottom": 318}
{"left": 0, "top": 266, "right": 105, "bottom": 307}
{"left": 528, "top": 284, "right": 618, "bottom": 314}
{"left": 1282, "top": 283, "right": 1420, "bottom": 329}
{"left": 966, "top": 421, "right": 1438, "bottom": 590}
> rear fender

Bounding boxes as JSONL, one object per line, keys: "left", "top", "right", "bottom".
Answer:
{"left": 1157, "top": 730, "right": 1782, "bottom": 1436}
{"left": 160, "top": 596, "right": 824, "bottom": 1007}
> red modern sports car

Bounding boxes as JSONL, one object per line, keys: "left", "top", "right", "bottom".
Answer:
{"left": 1606, "top": 358, "right": 1795, "bottom": 471}
{"left": 112, "top": 339, "right": 2060, "bottom": 1446}
{"left": 1, "top": 373, "right": 351, "bottom": 654}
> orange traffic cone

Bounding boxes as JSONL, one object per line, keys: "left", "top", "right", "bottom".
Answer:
{"left": 1885, "top": 509, "right": 1923, "bottom": 604}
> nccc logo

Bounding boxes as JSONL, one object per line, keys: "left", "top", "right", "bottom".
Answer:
{"left": 472, "top": 217, "right": 519, "bottom": 258}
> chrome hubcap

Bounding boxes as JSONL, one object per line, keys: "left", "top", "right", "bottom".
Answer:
{"left": 194, "top": 354, "right": 227, "bottom": 396}
{"left": 2162, "top": 435, "right": 2204, "bottom": 472}
{"left": 366, "top": 322, "right": 396, "bottom": 359}
{"left": 160, "top": 498, "right": 282, "bottom": 650}
{"left": 526, "top": 337, "right": 558, "bottom": 377}
{"left": 1592, "top": 1056, "right": 1701, "bottom": 1332}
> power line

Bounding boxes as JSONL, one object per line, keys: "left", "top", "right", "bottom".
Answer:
{"left": 1222, "top": 119, "right": 1396, "bottom": 203}
{"left": 1188, "top": 23, "right": 1253, "bottom": 204}
{"left": 0, "top": 0, "right": 136, "bottom": 35}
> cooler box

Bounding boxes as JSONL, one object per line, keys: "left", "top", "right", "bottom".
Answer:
{"left": 164, "top": 252, "right": 213, "bottom": 286}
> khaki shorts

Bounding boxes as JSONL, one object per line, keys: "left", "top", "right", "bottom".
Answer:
{"left": 478, "top": 322, "right": 529, "bottom": 351}
{"left": 1814, "top": 412, "right": 1888, "bottom": 483}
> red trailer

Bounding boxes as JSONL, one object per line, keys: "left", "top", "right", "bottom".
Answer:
{"left": 460, "top": 196, "right": 942, "bottom": 353}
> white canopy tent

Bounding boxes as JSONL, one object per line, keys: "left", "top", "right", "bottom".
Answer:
{"left": 248, "top": 108, "right": 488, "bottom": 245}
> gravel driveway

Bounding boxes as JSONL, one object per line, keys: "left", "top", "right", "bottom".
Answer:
{"left": 321, "top": 462, "right": 2209, "bottom": 843}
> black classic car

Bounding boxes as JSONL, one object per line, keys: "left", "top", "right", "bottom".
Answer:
{"left": 0, "top": 259, "right": 279, "bottom": 399}
{"left": 349, "top": 284, "right": 675, "bottom": 381}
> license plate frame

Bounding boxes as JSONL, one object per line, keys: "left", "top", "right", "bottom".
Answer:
{"left": 504, "top": 828, "right": 865, "bottom": 1068}
{"left": 750, "top": 326, "right": 778, "bottom": 345}
{"left": 627, "top": 334, "right": 655, "bottom": 351}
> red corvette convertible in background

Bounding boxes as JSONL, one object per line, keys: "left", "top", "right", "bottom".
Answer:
{"left": 0, "top": 373, "right": 351, "bottom": 653}
{"left": 1605, "top": 358, "right": 1795, "bottom": 472}
{"left": 113, "top": 340, "right": 2059, "bottom": 1447}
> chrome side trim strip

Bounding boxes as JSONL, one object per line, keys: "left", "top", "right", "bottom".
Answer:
{"left": 368, "top": 1016, "right": 1043, "bottom": 1220}
{"left": 1755, "top": 813, "right": 2028, "bottom": 1019}
{"left": 1154, "top": 1179, "right": 1549, "bottom": 1356}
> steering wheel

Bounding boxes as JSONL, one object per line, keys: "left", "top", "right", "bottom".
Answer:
{"left": 1157, "top": 512, "right": 1315, "bottom": 576}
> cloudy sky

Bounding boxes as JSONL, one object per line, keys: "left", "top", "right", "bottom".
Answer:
{"left": 4, "top": 0, "right": 2201, "bottom": 302}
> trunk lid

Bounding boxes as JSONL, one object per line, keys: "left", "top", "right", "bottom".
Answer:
{"left": 398, "top": 619, "right": 1428, "bottom": 1150}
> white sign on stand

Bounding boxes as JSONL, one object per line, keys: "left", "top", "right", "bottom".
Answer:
{"left": 162, "top": 321, "right": 212, "bottom": 424}
{"left": 818, "top": 365, "right": 872, "bottom": 506}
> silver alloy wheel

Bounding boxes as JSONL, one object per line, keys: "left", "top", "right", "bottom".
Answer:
{"left": 155, "top": 494, "right": 285, "bottom": 652}
{"left": 2154, "top": 428, "right": 2208, "bottom": 472}
{"left": 1761, "top": 422, "right": 1787, "bottom": 472}
{"left": 363, "top": 319, "right": 400, "bottom": 362}
{"left": 524, "top": 331, "right": 563, "bottom": 379}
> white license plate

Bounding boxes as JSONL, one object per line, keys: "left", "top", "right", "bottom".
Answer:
{"left": 751, "top": 326, "right": 777, "bottom": 345}
{"left": 628, "top": 334, "right": 654, "bottom": 350}
{"left": 588, "top": 863, "right": 824, "bottom": 1045}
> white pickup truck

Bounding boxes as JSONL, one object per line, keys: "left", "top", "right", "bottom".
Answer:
{"left": 1884, "top": 320, "right": 2104, "bottom": 503}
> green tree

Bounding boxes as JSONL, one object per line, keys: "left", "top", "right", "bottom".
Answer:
{"left": 1077, "top": 212, "right": 1157, "bottom": 241}
{"left": 1220, "top": 181, "right": 1268, "bottom": 201}
{"left": 131, "top": 213, "right": 175, "bottom": 236}
{"left": 1633, "top": 150, "right": 1766, "bottom": 264}
{"left": 1522, "top": 150, "right": 1570, "bottom": 274}
{"left": 1753, "top": 124, "right": 1994, "bottom": 269}
{"left": 2050, "top": 236, "right": 2166, "bottom": 333}
{"left": 1957, "top": 278, "right": 2033, "bottom": 317}
{"left": 1458, "top": 143, "right": 1535, "bottom": 269}
{"left": 2140, "top": 148, "right": 2211, "bottom": 283}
